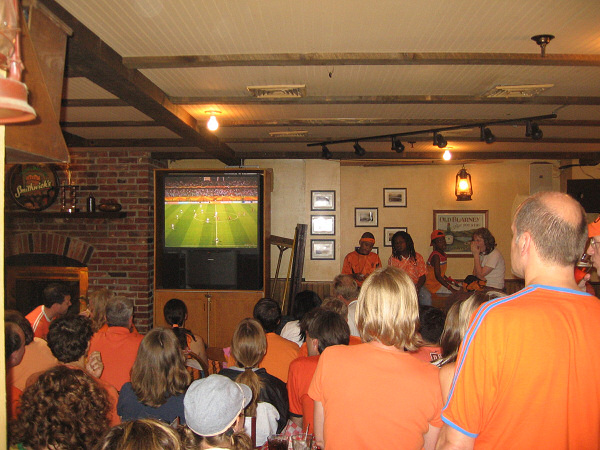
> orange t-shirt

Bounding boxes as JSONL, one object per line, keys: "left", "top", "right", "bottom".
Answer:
{"left": 8, "top": 337, "right": 58, "bottom": 392}
{"left": 308, "top": 342, "right": 442, "bottom": 450}
{"left": 89, "top": 326, "right": 144, "bottom": 391}
{"left": 287, "top": 355, "right": 320, "bottom": 433}
{"left": 443, "top": 285, "right": 600, "bottom": 448}
{"left": 26, "top": 305, "right": 52, "bottom": 340}
{"left": 342, "top": 251, "right": 381, "bottom": 286}
{"left": 388, "top": 253, "right": 427, "bottom": 285}
{"left": 259, "top": 332, "right": 300, "bottom": 383}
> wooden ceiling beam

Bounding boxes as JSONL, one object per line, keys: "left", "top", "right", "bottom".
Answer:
{"left": 61, "top": 120, "right": 159, "bottom": 127}
{"left": 216, "top": 119, "right": 600, "bottom": 127}
{"left": 172, "top": 95, "right": 600, "bottom": 106}
{"left": 224, "top": 137, "right": 600, "bottom": 144}
{"left": 38, "top": 0, "right": 240, "bottom": 166}
{"left": 123, "top": 52, "right": 600, "bottom": 69}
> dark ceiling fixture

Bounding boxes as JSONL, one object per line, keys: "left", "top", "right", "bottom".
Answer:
{"left": 353, "top": 141, "right": 366, "bottom": 157}
{"left": 480, "top": 126, "right": 496, "bottom": 144}
{"left": 433, "top": 132, "right": 447, "bottom": 148}
{"left": 391, "top": 136, "right": 405, "bottom": 153}
{"left": 531, "top": 34, "right": 555, "bottom": 58}
{"left": 321, "top": 144, "right": 333, "bottom": 160}
{"left": 526, "top": 121, "right": 543, "bottom": 140}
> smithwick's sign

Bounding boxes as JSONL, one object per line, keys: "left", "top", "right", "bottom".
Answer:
{"left": 7, "top": 164, "right": 60, "bottom": 211}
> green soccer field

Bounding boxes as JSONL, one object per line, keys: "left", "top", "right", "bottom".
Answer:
{"left": 165, "top": 203, "right": 258, "bottom": 248}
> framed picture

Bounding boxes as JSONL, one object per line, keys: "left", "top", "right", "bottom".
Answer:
{"left": 356, "top": 246, "right": 378, "bottom": 254}
{"left": 355, "top": 207, "right": 378, "bottom": 227}
{"left": 383, "top": 188, "right": 407, "bottom": 207}
{"left": 311, "top": 215, "right": 335, "bottom": 235}
{"left": 311, "top": 190, "right": 335, "bottom": 211}
{"left": 433, "top": 210, "right": 489, "bottom": 257}
{"left": 311, "top": 239, "right": 336, "bottom": 260}
{"left": 384, "top": 227, "right": 407, "bottom": 247}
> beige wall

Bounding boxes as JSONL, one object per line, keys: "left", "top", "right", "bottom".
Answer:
{"left": 170, "top": 159, "right": 566, "bottom": 283}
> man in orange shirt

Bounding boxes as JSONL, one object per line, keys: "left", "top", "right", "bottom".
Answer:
{"left": 341, "top": 232, "right": 381, "bottom": 287}
{"left": 254, "top": 298, "right": 299, "bottom": 383}
{"left": 438, "top": 192, "right": 600, "bottom": 449}
{"left": 25, "top": 283, "right": 72, "bottom": 340}
{"left": 89, "top": 296, "right": 143, "bottom": 391}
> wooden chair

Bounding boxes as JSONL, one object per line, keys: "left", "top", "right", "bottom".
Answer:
{"left": 185, "top": 351, "right": 209, "bottom": 380}
{"left": 206, "top": 347, "right": 227, "bottom": 375}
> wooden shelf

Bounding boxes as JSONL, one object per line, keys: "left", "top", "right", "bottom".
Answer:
{"left": 5, "top": 211, "right": 127, "bottom": 219}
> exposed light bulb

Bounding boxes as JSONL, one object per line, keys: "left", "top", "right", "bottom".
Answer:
{"left": 458, "top": 179, "right": 469, "bottom": 190}
{"left": 443, "top": 150, "right": 452, "bottom": 161}
{"left": 207, "top": 115, "right": 219, "bottom": 131}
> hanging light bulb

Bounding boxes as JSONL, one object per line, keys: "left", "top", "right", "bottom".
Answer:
{"left": 443, "top": 150, "right": 452, "bottom": 161}
{"left": 205, "top": 110, "right": 221, "bottom": 131}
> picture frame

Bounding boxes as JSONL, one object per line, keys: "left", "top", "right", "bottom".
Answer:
{"left": 311, "top": 190, "right": 336, "bottom": 211}
{"left": 311, "top": 215, "right": 335, "bottom": 235}
{"left": 433, "top": 210, "right": 489, "bottom": 257}
{"left": 383, "top": 188, "right": 407, "bottom": 207}
{"left": 384, "top": 227, "right": 407, "bottom": 247}
{"left": 355, "top": 207, "right": 378, "bottom": 227}
{"left": 311, "top": 239, "right": 336, "bottom": 260}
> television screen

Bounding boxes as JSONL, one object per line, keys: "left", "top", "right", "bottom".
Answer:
{"left": 164, "top": 173, "right": 260, "bottom": 248}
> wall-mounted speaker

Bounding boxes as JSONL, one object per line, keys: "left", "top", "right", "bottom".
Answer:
{"left": 567, "top": 179, "right": 600, "bottom": 213}
{"left": 529, "top": 163, "right": 553, "bottom": 194}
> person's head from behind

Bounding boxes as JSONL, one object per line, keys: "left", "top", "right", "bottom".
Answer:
{"left": 5, "top": 321, "right": 25, "bottom": 368}
{"left": 43, "top": 283, "right": 72, "bottom": 317}
{"left": 252, "top": 298, "right": 281, "bottom": 333}
{"left": 47, "top": 315, "right": 94, "bottom": 363}
{"left": 87, "top": 287, "right": 114, "bottom": 332}
{"left": 93, "top": 418, "right": 185, "bottom": 450}
{"left": 10, "top": 365, "right": 110, "bottom": 449}
{"left": 333, "top": 274, "right": 359, "bottom": 303}
{"left": 163, "top": 298, "right": 190, "bottom": 350}
{"left": 356, "top": 266, "right": 420, "bottom": 351}
{"left": 291, "top": 290, "right": 322, "bottom": 321}
{"left": 512, "top": 191, "right": 587, "bottom": 277}
{"left": 184, "top": 375, "right": 253, "bottom": 450}
{"left": 418, "top": 305, "right": 446, "bottom": 346}
{"left": 4, "top": 309, "right": 33, "bottom": 346}
{"left": 131, "top": 327, "right": 190, "bottom": 407}
{"left": 306, "top": 309, "right": 350, "bottom": 356}
{"left": 392, "top": 230, "right": 416, "bottom": 260}
{"left": 106, "top": 296, "right": 134, "bottom": 328}
{"left": 472, "top": 228, "right": 496, "bottom": 255}
{"left": 322, "top": 297, "right": 349, "bottom": 322}
{"left": 357, "top": 232, "right": 375, "bottom": 255}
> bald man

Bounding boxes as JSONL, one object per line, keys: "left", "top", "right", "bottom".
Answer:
{"left": 341, "top": 232, "right": 381, "bottom": 287}
{"left": 437, "top": 192, "right": 600, "bottom": 449}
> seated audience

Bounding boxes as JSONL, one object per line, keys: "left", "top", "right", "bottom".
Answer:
{"left": 94, "top": 418, "right": 185, "bottom": 450}
{"left": 45, "top": 315, "right": 120, "bottom": 425}
{"left": 26, "top": 282, "right": 72, "bottom": 339}
{"left": 322, "top": 297, "right": 361, "bottom": 345}
{"left": 288, "top": 308, "right": 350, "bottom": 433}
{"left": 10, "top": 365, "right": 111, "bottom": 449}
{"left": 309, "top": 266, "right": 443, "bottom": 450}
{"left": 118, "top": 327, "right": 191, "bottom": 424}
{"left": 5, "top": 321, "right": 25, "bottom": 368}
{"left": 253, "top": 298, "right": 299, "bottom": 383}
{"left": 280, "top": 290, "right": 322, "bottom": 346}
{"left": 5, "top": 310, "right": 57, "bottom": 419}
{"left": 425, "top": 230, "right": 459, "bottom": 296}
{"left": 89, "top": 296, "right": 144, "bottom": 390}
{"left": 470, "top": 227, "right": 506, "bottom": 290}
{"left": 333, "top": 273, "right": 360, "bottom": 306}
{"left": 411, "top": 305, "right": 446, "bottom": 363}
{"left": 184, "top": 375, "right": 253, "bottom": 450}
{"left": 219, "top": 318, "right": 288, "bottom": 445}
{"left": 86, "top": 287, "right": 114, "bottom": 332}
{"left": 163, "top": 297, "right": 208, "bottom": 366}
{"left": 388, "top": 230, "right": 431, "bottom": 306}
{"left": 342, "top": 232, "right": 382, "bottom": 287}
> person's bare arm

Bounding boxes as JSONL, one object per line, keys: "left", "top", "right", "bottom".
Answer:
{"left": 433, "top": 255, "right": 457, "bottom": 291}
{"left": 189, "top": 334, "right": 208, "bottom": 366}
{"left": 416, "top": 274, "right": 426, "bottom": 290}
{"left": 424, "top": 425, "right": 441, "bottom": 450}
{"left": 439, "top": 363, "right": 456, "bottom": 405}
{"left": 290, "top": 415, "right": 303, "bottom": 428}
{"left": 436, "top": 425, "right": 475, "bottom": 450}
{"left": 471, "top": 243, "right": 492, "bottom": 280}
{"left": 313, "top": 400, "right": 325, "bottom": 449}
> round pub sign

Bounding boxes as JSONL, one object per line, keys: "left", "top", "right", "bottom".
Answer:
{"left": 7, "top": 164, "right": 60, "bottom": 211}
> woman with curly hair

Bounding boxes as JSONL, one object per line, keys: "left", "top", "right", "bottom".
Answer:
{"left": 10, "top": 365, "right": 111, "bottom": 449}
{"left": 388, "top": 230, "right": 431, "bottom": 305}
{"left": 118, "top": 327, "right": 191, "bottom": 424}
{"left": 470, "top": 227, "right": 506, "bottom": 290}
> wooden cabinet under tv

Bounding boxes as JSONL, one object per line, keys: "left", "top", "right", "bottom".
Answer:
{"left": 154, "top": 290, "right": 263, "bottom": 348}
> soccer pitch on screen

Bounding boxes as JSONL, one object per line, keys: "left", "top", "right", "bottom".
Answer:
{"left": 165, "top": 202, "right": 258, "bottom": 248}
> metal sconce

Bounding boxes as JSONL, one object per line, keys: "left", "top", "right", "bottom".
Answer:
{"left": 455, "top": 166, "right": 472, "bottom": 201}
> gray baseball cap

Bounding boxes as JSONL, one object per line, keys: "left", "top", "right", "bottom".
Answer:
{"left": 184, "top": 374, "right": 252, "bottom": 437}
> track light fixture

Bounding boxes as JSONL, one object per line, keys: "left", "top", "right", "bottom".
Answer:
{"left": 391, "top": 136, "right": 405, "bottom": 153}
{"left": 480, "top": 126, "right": 496, "bottom": 144}
{"left": 433, "top": 132, "right": 447, "bottom": 148}
{"left": 353, "top": 141, "right": 366, "bottom": 157}
{"left": 321, "top": 145, "right": 333, "bottom": 160}
{"left": 526, "top": 121, "right": 543, "bottom": 140}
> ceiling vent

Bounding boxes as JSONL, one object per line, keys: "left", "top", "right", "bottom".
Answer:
{"left": 483, "top": 84, "right": 554, "bottom": 98}
{"left": 247, "top": 84, "right": 306, "bottom": 99}
{"left": 268, "top": 130, "right": 308, "bottom": 138}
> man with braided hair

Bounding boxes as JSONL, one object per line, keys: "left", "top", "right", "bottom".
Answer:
{"left": 342, "top": 232, "right": 381, "bottom": 287}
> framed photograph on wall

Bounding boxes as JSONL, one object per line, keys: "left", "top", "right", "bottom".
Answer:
{"left": 311, "top": 215, "right": 335, "bottom": 235}
{"left": 355, "top": 207, "right": 378, "bottom": 227}
{"left": 311, "top": 239, "right": 336, "bottom": 260}
{"left": 433, "top": 210, "right": 488, "bottom": 257}
{"left": 383, "top": 188, "right": 407, "bottom": 207}
{"left": 383, "top": 227, "right": 407, "bottom": 247}
{"left": 311, "top": 190, "right": 336, "bottom": 211}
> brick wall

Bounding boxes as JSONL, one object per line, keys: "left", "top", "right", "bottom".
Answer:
{"left": 5, "top": 151, "right": 166, "bottom": 332}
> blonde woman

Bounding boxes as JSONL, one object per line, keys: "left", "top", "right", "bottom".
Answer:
{"left": 117, "top": 328, "right": 191, "bottom": 424}
{"left": 94, "top": 418, "right": 186, "bottom": 450}
{"left": 308, "top": 266, "right": 443, "bottom": 450}
{"left": 218, "top": 318, "right": 288, "bottom": 446}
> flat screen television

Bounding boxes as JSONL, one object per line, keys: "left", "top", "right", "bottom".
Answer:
{"left": 155, "top": 170, "right": 265, "bottom": 290}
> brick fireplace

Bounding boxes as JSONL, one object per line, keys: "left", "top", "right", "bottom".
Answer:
{"left": 5, "top": 151, "right": 166, "bottom": 332}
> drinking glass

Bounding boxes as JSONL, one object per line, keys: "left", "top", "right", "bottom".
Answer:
{"left": 291, "top": 434, "right": 314, "bottom": 450}
{"left": 267, "top": 434, "right": 289, "bottom": 450}
{"left": 575, "top": 251, "right": 593, "bottom": 284}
